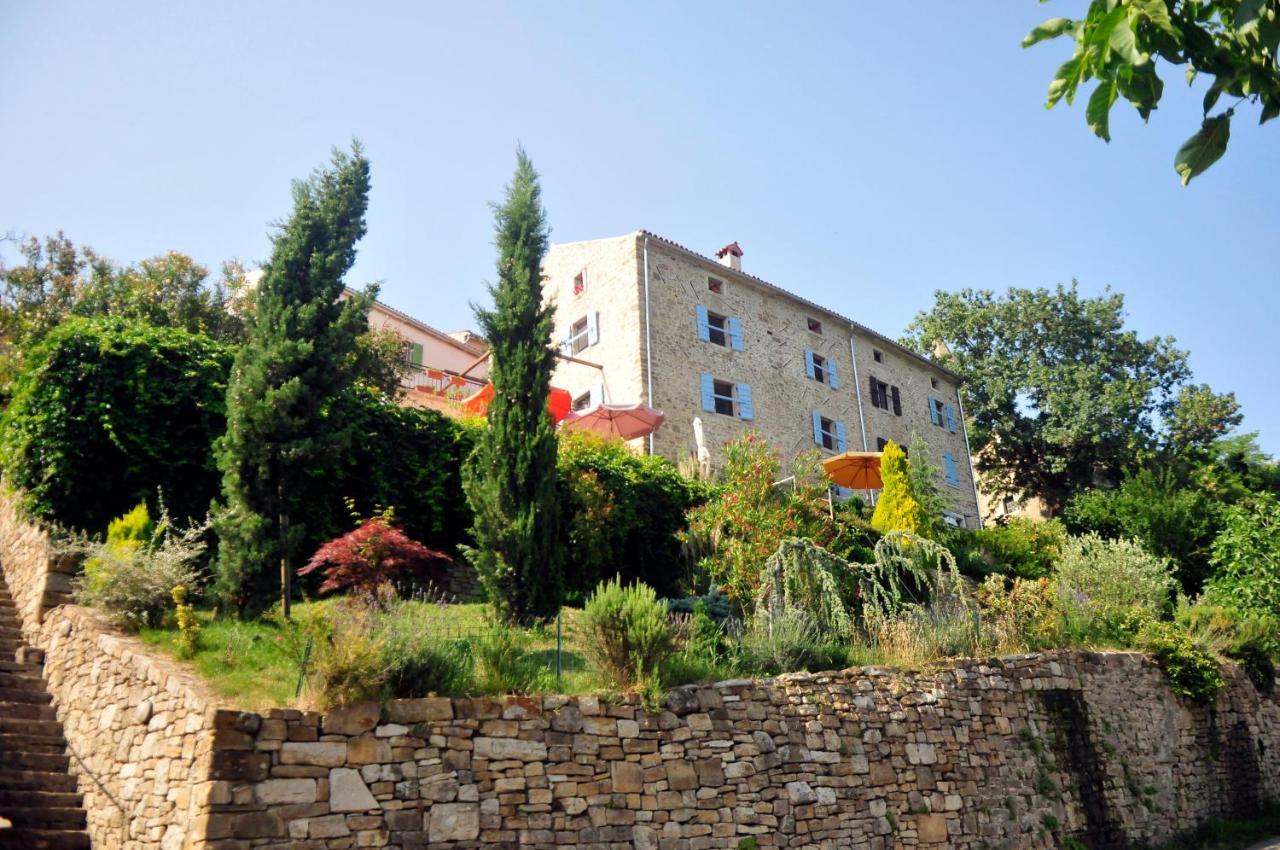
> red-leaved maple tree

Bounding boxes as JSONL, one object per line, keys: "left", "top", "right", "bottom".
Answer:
{"left": 298, "top": 517, "right": 451, "bottom": 597}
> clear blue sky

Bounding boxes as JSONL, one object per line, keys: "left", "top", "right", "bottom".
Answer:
{"left": 4, "top": 2, "right": 1277, "bottom": 451}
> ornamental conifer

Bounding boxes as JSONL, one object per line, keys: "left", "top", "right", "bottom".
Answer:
{"left": 214, "top": 143, "right": 374, "bottom": 616}
{"left": 871, "top": 440, "right": 922, "bottom": 536}
{"left": 462, "top": 150, "right": 563, "bottom": 622}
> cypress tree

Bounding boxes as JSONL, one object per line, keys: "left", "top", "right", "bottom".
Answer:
{"left": 215, "top": 143, "right": 373, "bottom": 616}
{"left": 871, "top": 441, "right": 923, "bottom": 536}
{"left": 462, "top": 150, "right": 563, "bottom": 622}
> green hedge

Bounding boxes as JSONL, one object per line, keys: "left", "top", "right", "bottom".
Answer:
{"left": 557, "top": 432, "right": 708, "bottom": 600}
{"left": 0, "top": 317, "right": 231, "bottom": 531}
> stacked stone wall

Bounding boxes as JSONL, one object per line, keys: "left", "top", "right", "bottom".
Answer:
{"left": 202, "top": 651, "right": 1280, "bottom": 850}
{"left": 0, "top": 487, "right": 75, "bottom": 642}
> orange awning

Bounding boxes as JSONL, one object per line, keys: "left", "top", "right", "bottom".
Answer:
{"left": 461, "top": 382, "right": 573, "bottom": 424}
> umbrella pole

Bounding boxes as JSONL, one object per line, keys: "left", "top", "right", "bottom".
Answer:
{"left": 827, "top": 488, "right": 834, "bottom": 521}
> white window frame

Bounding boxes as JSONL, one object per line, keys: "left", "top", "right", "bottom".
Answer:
{"left": 707, "top": 312, "right": 728, "bottom": 347}
{"left": 712, "top": 379, "right": 736, "bottom": 417}
{"left": 817, "top": 415, "right": 837, "bottom": 451}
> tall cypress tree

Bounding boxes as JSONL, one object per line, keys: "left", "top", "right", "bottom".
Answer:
{"left": 215, "top": 143, "right": 373, "bottom": 616}
{"left": 463, "top": 150, "right": 562, "bottom": 622}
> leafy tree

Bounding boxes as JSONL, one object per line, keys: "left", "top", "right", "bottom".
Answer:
{"left": 215, "top": 143, "right": 373, "bottom": 617}
{"left": 1204, "top": 493, "right": 1280, "bottom": 616}
{"left": 902, "top": 283, "right": 1190, "bottom": 515}
{"left": 0, "top": 233, "right": 244, "bottom": 392}
{"left": 1166, "top": 383, "right": 1243, "bottom": 452}
{"left": 461, "top": 151, "right": 563, "bottom": 623}
{"left": 298, "top": 510, "right": 451, "bottom": 598}
{"left": 0, "top": 316, "right": 230, "bottom": 531}
{"left": 1025, "top": 0, "right": 1280, "bottom": 184}
{"left": 906, "top": 432, "right": 948, "bottom": 539}
{"left": 871, "top": 441, "right": 923, "bottom": 535}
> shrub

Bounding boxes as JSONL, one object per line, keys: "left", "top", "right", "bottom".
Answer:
{"left": 172, "top": 585, "right": 200, "bottom": 659}
{"left": 736, "top": 610, "right": 847, "bottom": 675}
{"left": 865, "top": 601, "right": 987, "bottom": 665}
{"left": 666, "top": 587, "right": 733, "bottom": 622}
{"left": 82, "top": 501, "right": 155, "bottom": 601}
{"left": 473, "top": 622, "right": 551, "bottom": 695}
{"left": 67, "top": 504, "right": 208, "bottom": 629}
{"left": 298, "top": 508, "right": 452, "bottom": 599}
{"left": 378, "top": 601, "right": 473, "bottom": 698}
{"left": 579, "top": 577, "right": 675, "bottom": 690}
{"left": 871, "top": 441, "right": 921, "bottom": 536}
{"left": 754, "top": 538, "right": 855, "bottom": 642}
{"left": 950, "top": 518, "right": 1066, "bottom": 580}
{"left": 1204, "top": 494, "right": 1280, "bottom": 619}
{"left": 976, "top": 575, "right": 1064, "bottom": 651}
{"left": 684, "top": 433, "right": 836, "bottom": 604}
{"left": 1054, "top": 533, "right": 1175, "bottom": 631}
{"left": 1176, "top": 600, "right": 1278, "bottom": 694}
{"left": 558, "top": 432, "right": 707, "bottom": 600}
{"left": 310, "top": 604, "right": 387, "bottom": 708}
{"left": 1136, "top": 619, "right": 1225, "bottom": 701}
{"left": 1, "top": 316, "right": 230, "bottom": 531}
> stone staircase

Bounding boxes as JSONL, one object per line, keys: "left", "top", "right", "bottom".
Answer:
{"left": 0, "top": 574, "right": 90, "bottom": 849}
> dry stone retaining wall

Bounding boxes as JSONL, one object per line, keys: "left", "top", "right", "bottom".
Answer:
{"left": 0, "top": 488, "right": 76, "bottom": 642}
{"left": 203, "top": 652, "right": 1279, "bottom": 850}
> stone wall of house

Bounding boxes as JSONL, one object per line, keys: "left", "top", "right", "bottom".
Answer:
{"left": 201, "top": 650, "right": 1279, "bottom": 850}
{"left": 0, "top": 487, "right": 77, "bottom": 643}
{"left": 36, "top": 606, "right": 219, "bottom": 850}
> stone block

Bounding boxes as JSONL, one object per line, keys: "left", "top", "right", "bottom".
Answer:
{"left": 612, "top": 761, "right": 644, "bottom": 793}
{"left": 256, "top": 778, "right": 318, "bottom": 805}
{"left": 329, "top": 767, "right": 379, "bottom": 812}
{"left": 917, "top": 813, "right": 949, "bottom": 844}
{"left": 281, "top": 741, "right": 348, "bottom": 767}
{"left": 323, "top": 702, "right": 382, "bottom": 736}
{"left": 473, "top": 736, "right": 547, "bottom": 761}
{"left": 386, "top": 697, "right": 454, "bottom": 724}
{"left": 666, "top": 760, "right": 697, "bottom": 791}
{"left": 428, "top": 802, "right": 480, "bottom": 842}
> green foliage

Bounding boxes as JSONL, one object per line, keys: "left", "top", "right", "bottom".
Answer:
{"left": 754, "top": 538, "right": 855, "bottom": 642}
{"left": 683, "top": 432, "right": 835, "bottom": 604}
{"left": 1176, "top": 600, "right": 1277, "bottom": 693}
{"left": 903, "top": 283, "right": 1190, "bottom": 514}
{"left": 378, "top": 600, "right": 474, "bottom": 698}
{"left": 473, "top": 621, "right": 552, "bottom": 695}
{"left": 1, "top": 316, "right": 230, "bottom": 531}
{"left": 1054, "top": 533, "right": 1176, "bottom": 630}
{"left": 579, "top": 577, "right": 675, "bottom": 690}
{"left": 0, "top": 233, "right": 243, "bottom": 393}
{"left": 215, "top": 143, "right": 374, "bottom": 614}
{"left": 1204, "top": 494, "right": 1280, "bottom": 617}
{"left": 871, "top": 441, "right": 922, "bottom": 535}
{"left": 737, "top": 610, "right": 849, "bottom": 676}
{"left": 950, "top": 517, "right": 1066, "bottom": 580}
{"left": 1137, "top": 619, "right": 1225, "bottom": 701}
{"left": 462, "top": 150, "right": 563, "bottom": 623}
{"left": 172, "top": 585, "right": 201, "bottom": 659}
{"left": 1168, "top": 384, "right": 1244, "bottom": 452}
{"left": 905, "top": 432, "right": 948, "bottom": 538}
{"left": 977, "top": 576, "right": 1065, "bottom": 651}
{"left": 856, "top": 531, "right": 964, "bottom": 622}
{"left": 557, "top": 431, "right": 707, "bottom": 600}
{"left": 310, "top": 604, "right": 387, "bottom": 709}
{"left": 67, "top": 505, "right": 210, "bottom": 630}
{"left": 1025, "top": 0, "right": 1280, "bottom": 184}
{"left": 1066, "top": 468, "right": 1223, "bottom": 594}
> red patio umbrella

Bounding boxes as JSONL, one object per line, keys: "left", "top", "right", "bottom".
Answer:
{"left": 561, "top": 403, "right": 665, "bottom": 441}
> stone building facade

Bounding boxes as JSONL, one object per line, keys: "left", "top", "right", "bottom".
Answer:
{"left": 544, "top": 231, "right": 981, "bottom": 527}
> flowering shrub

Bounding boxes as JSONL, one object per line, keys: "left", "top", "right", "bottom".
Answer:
{"left": 976, "top": 575, "right": 1064, "bottom": 650}
{"left": 299, "top": 509, "right": 452, "bottom": 598}
{"left": 684, "top": 432, "right": 834, "bottom": 603}
{"left": 1053, "top": 533, "right": 1175, "bottom": 630}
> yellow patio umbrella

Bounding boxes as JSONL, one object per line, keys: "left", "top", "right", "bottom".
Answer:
{"left": 821, "top": 451, "right": 884, "bottom": 490}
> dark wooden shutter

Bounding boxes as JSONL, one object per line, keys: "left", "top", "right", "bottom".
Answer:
{"left": 891, "top": 386, "right": 901, "bottom": 416}
{"left": 868, "top": 374, "right": 879, "bottom": 408}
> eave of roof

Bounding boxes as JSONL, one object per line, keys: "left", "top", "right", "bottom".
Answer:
{"left": 634, "top": 230, "right": 962, "bottom": 383}
{"left": 345, "top": 288, "right": 488, "bottom": 356}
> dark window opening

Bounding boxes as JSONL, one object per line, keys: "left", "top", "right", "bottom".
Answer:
{"left": 812, "top": 353, "right": 826, "bottom": 384}
{"left": 707, "top": 312, "right": 728, "bottom": 347}
{"left": 708, "top": 277, "right": 723, "bottom": 294}
{"left": 817, "top": 416, "right": 836, "bottom": 451}
{"left": 573, "top": 272, "right": 585, "bottom": 296}
{"left": 712, "top": 379, "right": 735, "bottom": 416}
{"left": 873, "top": 349, "right": 884, "bottom": 363}
{"left": 572, "top": 392, "right": 591, "bottom": 412}
{"left": 807, "top": 317, "right": 823, "bottom": 334}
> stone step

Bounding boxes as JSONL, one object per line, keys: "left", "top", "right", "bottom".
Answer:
{"left": 0, "top": 827, "right": 91, "bottom": 850}
{"left": 1, "top": 806, "right": 87, "bottom": 831}
{"left": 0, "top": 701, "right": 57, "bottom": 721}
{"left": 0, "top": 716, "right": 63, "bottom": 738}
{"left": 0, "top": 751, "right": 70, "bottom": 773}
{"left": 0, "top": 671, "right": 46, "bottom": 691}
{"left": 0, "top": 788, "right": 83, "bottom": 810}
{"left": 0, "top": 732, "right": 67, "bottom": 753}
{"left": 0, "top": 660, "right": 42, "bottom": 675}
{"left": 0, "top": 768, "right": 79, "bottom": 793}
{"left": 0, "top": 685, "right": 52, "bottom": 704}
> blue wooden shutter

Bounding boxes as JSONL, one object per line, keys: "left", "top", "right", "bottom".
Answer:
{"left": 943, "top": 452, "right": 959, "bottom": 486}
{"left": 586, "top": 312, "right": 599, "bottom": 347}
{"left": 728, "top": 317, "right": 744, "bottom": 351}
{"left": 736, "top": 383, "right": 754, "bottom": 419}
{"left": 945, "top": 404, "right": 957, "bottom": 433}
{"left": 804, "top": 348, "right": 816, "bottom": 379}
{"left": 929, "top": 395, "right": 942, "bottom": 425}
{"left": 835, "top": 421, "right": 847, "bottom": 452}
{"left": 700, "top": 373, "right": 715, "bottom": 412}
{"left": 696, "top": 305, "right": 710, "bottom": 342}
{"left": 828, "top": 358, "right": 839, "bottom": 389}
{"left": 811, "top": 411, "right": 822, "bottom": 445}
